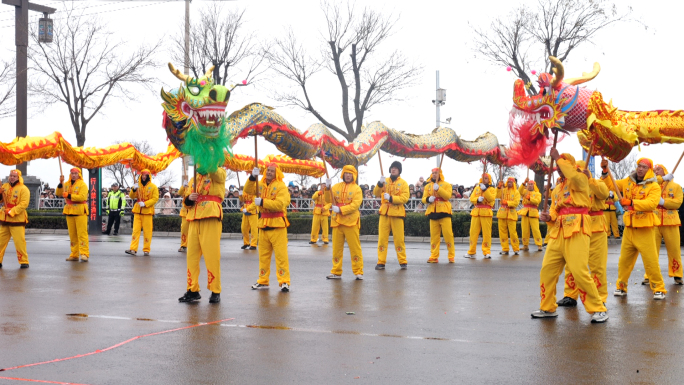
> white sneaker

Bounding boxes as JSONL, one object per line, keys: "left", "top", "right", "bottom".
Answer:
{"left": 355, "top": 275, "right": 363, "bottom": 280}
{"left": 251, "top": 283, "right": 268, "bottom": 290}
{"left": 591, "top": 312, "right": 609, "bottom": 323}
{"left": 484, "top": 254, "right": 491, "bottom": 259}
{"left": 613, "top": 289, "right": 627, "bottom": 297}
{"left": 531, "top": 310, "right": 558, "bottom": 318}
{"left": 653, "top": 291, "right": 666, "bottom": 300}
{"left": 281, "top": 283, "right": 290, "bottom": 292}
{"left": 326, "top": 274, "right": 342, "bottom": 279}
{"left": 464, "top": 253, "right": 476, "bottom": 259}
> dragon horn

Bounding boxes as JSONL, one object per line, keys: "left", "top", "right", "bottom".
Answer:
{"left": 565, "top": 62, "right": 601, "bottom": 86}
{"left": 168, "top": 63, "right": 189, "bottom": 82}
{"left": 549, "top": 56, "right": 564, "bottom": 88}
{"left": 204, "top": 65, "right": 215, "bottom": 79}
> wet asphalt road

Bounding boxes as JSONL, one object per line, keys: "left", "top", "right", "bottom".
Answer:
{"left": 0, "top": 234, "right": 682, "bottom": 384}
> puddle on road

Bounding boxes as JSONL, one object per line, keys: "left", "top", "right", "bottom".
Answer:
{"left": 1, "top": 322, "right": 28, "bottom": 336}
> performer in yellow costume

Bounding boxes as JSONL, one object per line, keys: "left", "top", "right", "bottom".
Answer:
{"left": 557, "top": 160, "right": 610, "bottom": 307}
{"left": 325, "top": 165, "right": 364, "bottom": 279}
{"left": 178, "top": 167, "right": 226, "bottom": 304}
{"left": 125, "top": 170, "right": 159, "bottom": 256}
{"left": 309, "top": 183, "right": 331, "bottom": 245}
{"left": 240, "top": 175, "right": 258, "bottom": 250}
{"left": 601, "top": 160, "right": 621, "bottom": 239}
{"left": 246, "top": 163, "right": 291, "bottom": 292}
{"left": 531, "top": 150, "right": 608, "bottom": 323}
{"left": 643, "top": 164, "right": 683, "bottom": 285}
{"left": 601, "top": 158, "right": 667, "bottom": 300}
{"left": 422, "top": 168, "right": 455, "bottom": 263}
{"left": 177, "top": 177, "right": 191, "bottom": 252}
{"left": 57, "top": 168, "right": 89, "bottom": 262}
{"left": 496, "top": 177, "right": 521, "bottom": 255}
{"left": 465, "top": 173, "right": 496, "bottom": 259}
{"left": 373, "top": 161, "right": 410, "bottom": 270}
{"left": 0, "top": 170, "right": 30, "bottom": 268}
{"left": 542, "top": 183, "right": 555, "bottom": 247}
{"left": 518, "top": 180, "right": 543, "bottom": 251}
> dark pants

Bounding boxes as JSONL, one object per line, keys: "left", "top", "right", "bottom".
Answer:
{"left": 104, "top": 211, "right": 122, "bottom": 235}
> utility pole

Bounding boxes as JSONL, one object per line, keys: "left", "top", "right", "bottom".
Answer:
{"left": 432, "top": 70, "right": 446, "bottom": 168}
{"left": 2, "top": 0, "right": 56, "bottom": 175}
{"left": 181, "top": 0, "right": 191, "bottom": 183}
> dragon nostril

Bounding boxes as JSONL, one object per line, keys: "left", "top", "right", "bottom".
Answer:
{"left": 209, "top": 89, "right": 217, "bottom": 101}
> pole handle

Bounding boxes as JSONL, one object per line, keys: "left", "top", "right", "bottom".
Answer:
{"left": 542, "top": 130, "right": 559, "bottom": 212}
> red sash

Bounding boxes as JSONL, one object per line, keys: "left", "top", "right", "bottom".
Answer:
{"left": 475, "top": 204, "right": 491, "bottom": 208}
{"left": 434, "top": 197, "right": 446, "bottom": 202}
{"left": 589, "top": 211, "right": 603, "bottom": 216}
{"left": 6, "top": 203, "right": 15, "bottom": 209}
{"left": 196, "top": 195, "right": 222, "bottom": 203}
{"left": 261, "top": 211, "right": 284, "bottom": 218}
{"left": 623, "top": 206, "right": 634, "bottom": 212}
{"left": 524, "top": 204, "right": 537, "bottom": 209}
{"left": 66, "top": 199, "right": 85, "bottom": 205}
{"left": 558, "top": 207, "right": 589, "bottom": 215}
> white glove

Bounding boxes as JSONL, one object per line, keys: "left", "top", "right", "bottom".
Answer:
{"left": 255, "top": 197, "right": 262, "bottom": 206}
{"left": 479, "top": 183, "right": 486, "bottom": 191}
{"left": 138, "top": 202, "right": 145, "bottom": 207}
{"left": 383, "top": 193, "right": 391, "bottom": 201}
{"left": 183, "top": 182, "right": 189, "bottom": 188}
{"left": 332, "top": 205, "right": 340, "bottom": 213}
{"left": 659, "top": 198, "right": 665, "bottom": 206}
{"left": 609, "top": 191, "right": 614, "bottom": 199}
{"left": 252, "top": 167, "right": 260, "bottom": 178}
{"left": 238, "top": 190, "right": 243, "bottom": 196}
{"left": 428, "top": 196, "right": 435, "bottom": 203}
{"left": 242, "top": 208, "right": 247, "bottom": 213}
{"left": 433, "top": 183, "right": 439, "bottom": 191}
{"left": 378, "top": 176, "right": 385, "bottom": 185}
{"left": 663, "top": 173, "right": 674, "bottom": 181}
{"left": 132, "top": 183, "right": 139, "bottom": 190}
{"left": 477, "top": 196, "right": 484, "bottom": 203}
{"left": 326, "top": 178, "right": 332, "bottom": 188}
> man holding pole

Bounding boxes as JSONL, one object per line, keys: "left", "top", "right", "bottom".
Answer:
{"left": 518, "top": 179, "right": 543, "bottom": 252}
{"left": 465, "top": 172, "right": 496, "bottom": 259}
{"left": 496, "top": 177, "right": 521, "bottom": 255}
{"left": 0, "top": 170, "right": 30, "bottom": 268}
{"left": 531, "top": 150, "right": 608, "bottom": 323}
{"left": 240, "top": 172, "right": 258, "bottom": 250}
{"left": 57, "top": 168, "right": 90, "bottom": 262}
{"left": 310, "top": 182, "right": 331, "bottom": 245}
{"left": 601, "top": 162, "right": 621, "bottom": 239}
{"left": 601, "top": 158, "right": 667, "bottom": 300}
{"left": 422, "top": 167, "right": 455, "bottom": 263}
{"left": 125, "top": 170, "right": 159, "bottom": 256}
{"left": 325, "top": 165, "right": 364, "bottom": 279}
{"left": 177, "top": 177, "right": 191, "bottom": 252}
{"left": 373, "top": 161, "right": 410, "bottom": 270}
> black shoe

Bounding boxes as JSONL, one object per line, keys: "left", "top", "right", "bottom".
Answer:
{"left": 102, "top": 231, "right": 108, "bottom": 235}
{"left": 675, "top": 277, "right": 683, "bottom": 285}
{"left": 248, "top": 246, "right": 257, "bottom": 250}
{"left": 323, "top": 242, "right": 329, "bottom": 245}
{"left": 375, "top": 264, "right": 385, "bottom": 270}
{"left": 556, "top": 297, "right": 577, "bottom": 307}
{"left": 20, "top": 264, "right": 29, "bottom": 269}
{"left": 641, "top": 278, "right": 650, "bottom": 285}
{"left": 178, "top": 290, "right": 201, "bottom": 303}
{"left": 209, "top": 292, "right": 220, "bottom": 303}
{"left": 308, "top": 241, "right": 316, "bottom": 245}
{"left": 113, "top": 232, "right": 118, "bottom": 236}
{"left": 240, "top": 244, "right": 249, "bottom": 249}
{"left": 400, "top": 264, "right": 407, "bottom": 270}
{"left": 0, "top": 263, "right": 2, "bottom": 268}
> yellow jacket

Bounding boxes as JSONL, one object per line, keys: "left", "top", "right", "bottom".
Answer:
{"left": 373, "top": 176, "right": 410, "bottom": 217}
{"left": 603, "top": 172, "right": 661, "bottom": 228}
{"left": 0, "top": 181, "right": 30, "bottom": 225}
{"left": 239, "top": 190, "right": 257, "bottom": 215}
{"left": 244, "top": 175, "right": 290, "bottom": 229}
{"left": 587, "top": 178, "right": 609, "bottom": 233}
{"left": 130, "top": 177, "right": 159, "bottom": 215}
{"left": 186, "top": 168, "right": 226, "bottom": 221}
{"left": 56, "top": 173, "right": 88, "bottom": 216}
{"left": 312, "top": 190, "right": 331, "bottom": 217}
{"left": 422, "top": 173, "right": 452, "bottom": 216}
{"left": 325, "top": 182, "right": 362, "bottom": 227}
{"left": 178, "top": 183, "right": 191, "bottom": 217}
{"left": 548, "top": 158, "right": 591, "bottom": 239}
{"left": 518, "top": 189, "right": 541, "bottom": 218}
{"left": 469, "top": 184, "right": 496, "bottom": 217}
{"left": 496, "top": 183, "right": 520, "bottom": 220}
{"left": 656, "top": 178, "right": 683, "bottom": 226}
{"left": 602, "top": 178, "right": 618, "bottom": 211}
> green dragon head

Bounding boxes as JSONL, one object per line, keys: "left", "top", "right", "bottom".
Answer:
{"left": 161, "top": 63, "right": 233, "bottom": 173}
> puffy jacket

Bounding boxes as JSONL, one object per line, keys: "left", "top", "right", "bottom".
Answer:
{"left": 185, "top": 169, "right": 226, "bottom": 221}
{"left": 547, "top": 158, "right": 592, "bottom": 239}
{"left": 244, "top": 176, "right": 290, "bottom": 229}
{"left": 311, "top": 190, "right": 331, "bottom": 217}
{"left": 56, "top": 172, "right": 88, "bottom": 216}
{"left": 602, "top": 172, "right": 661, "bottom": 228}
{"left": 0, "top": 181, "right": 29, "bottom": 225}
{"left": 422, "top": 176, "right": 452, "bottom": 217}
{"left": 130, "top": 176, "right": 159, "bottom": 215}
{"left": 469, "top": 184, "right": 496, "bottom": 217}
{"left": 496, "top": 183, "right": 520, "bottom": 220}
{"left": 373, "top": 176, "right": 410, "bottom": 217}
{"left": 326, "top": 182, "right": 362, "bottom": 228}
{"left": 518, "top": 189, "right": 541, "bottom": 218}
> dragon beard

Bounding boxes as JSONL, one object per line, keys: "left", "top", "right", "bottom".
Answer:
{"left": 506, "top": 115, "right": 561, "bottom": 167}
{"left": 181, "top": 123, "right": 233, "bottom": 174}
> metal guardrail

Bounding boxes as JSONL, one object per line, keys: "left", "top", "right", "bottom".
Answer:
{"left": 38, "top": 197, "right": 524, "bottom": 216}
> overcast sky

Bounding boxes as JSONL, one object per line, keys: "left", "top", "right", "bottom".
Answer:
{"left": 0, "top": 0, "right": 681, "bottom": 190}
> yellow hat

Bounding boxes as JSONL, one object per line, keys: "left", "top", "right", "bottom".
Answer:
{"left": 342, "top": 165, "right": 358, "bottom": 183}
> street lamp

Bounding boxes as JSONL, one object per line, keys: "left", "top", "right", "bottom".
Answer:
{"left": 432, "top": 71, "right": 446, "bottom": 167}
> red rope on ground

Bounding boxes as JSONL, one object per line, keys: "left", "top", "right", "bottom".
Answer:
{"left": 0, "top": 318, "right": 234, "bottom": 373}
{"left": 0, "top": 376, "right": 89, "bottom": 384}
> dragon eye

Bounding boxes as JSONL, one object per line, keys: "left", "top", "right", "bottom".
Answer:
{"left": 188, "top": 86, "right": 200, "bottom": 96}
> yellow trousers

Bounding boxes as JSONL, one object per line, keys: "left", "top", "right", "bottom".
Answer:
{"left": 241, "top": 214, "right": 258, "bottom": 247}
{"left": 644, "top": 226, "right": 682, "bottom": 279}
{"left": 604, "top": 211, "right": 620, "bottom": 237}
{"left": 130, "top": 214, "right": 153, "bottom": 253}
{"left": 498, "top": 218, "right": 519, "bottom": 252}
{"left": 563, "top": 230, "right": 608, "bottom": 303}
{"left": 66, "top": 215, "right": 89, "bottom": 257}
{"left": 186, "top": 219, "right": 222, "bottom": 293}
{"left": 543, "top": 221, "right": 554, "bottom": 245}
{"left": 180, "top": 217, "right": 188, "bottom": 247}
{"left": 377, "top": 215, "right": 407, "bottom": 265}
{"left": 539, "top": 232, "right": 606, "bottom": 314}
{"left": 521, "top": 216, "right": 543, "bottom": 247}
{"left": 310, "top": 214, "right": 329, "bottom": 243}
{"left": 429, "top": 217, "right": 455, "bottom": 260}
{"left": 331, "top": 225, "right": 363, "bottom": 275}
{"left": 258, "top": 228, "right": 290, "bottom": 286}
{"left": 617, "top": 227, "right": 666, "bottom": 293}
{"left": 467, "top": 216, "right": 492, "bottom": 256}
{"left": 0, "top": 225, "right": 28, "bottom": 264}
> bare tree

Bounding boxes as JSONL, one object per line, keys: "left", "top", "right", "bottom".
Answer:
{"left": 170, "top": 4, "right": 264, "bottom": 87}
{"left": 607, "top": 153, "right": 637, "bottom": 180}
{"left": 27, "top": 6, "right": 160, "bottom": 146}
{"left": 472, "top": 0, "right": 635, "bottom": 95}
{"left": 0, "top": 58, "right": 14, "bottom": 117}
{"left": 265, "top": 0, "right": 422, "bottom": 142}
{"left": 103, "top": 140, "right": 176, "bottom": 189}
